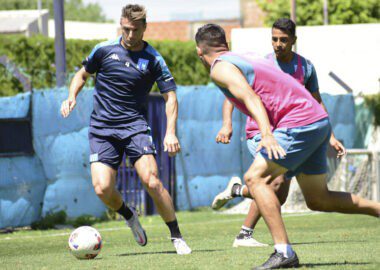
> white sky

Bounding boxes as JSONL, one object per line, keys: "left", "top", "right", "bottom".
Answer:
{"left": 82, "top": 0, "right": 240, "bottom": 22}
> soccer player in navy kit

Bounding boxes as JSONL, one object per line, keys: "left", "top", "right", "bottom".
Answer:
{"left": 60, "top": 4, "right": 191, "bottom": 255}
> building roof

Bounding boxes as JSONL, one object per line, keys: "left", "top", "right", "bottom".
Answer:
{"left": 0, "top": 9, "right": 49, "bottom": 33}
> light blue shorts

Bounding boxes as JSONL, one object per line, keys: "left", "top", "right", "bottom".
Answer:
{"left": 247, "top": 118, "right": 331, "bottom": 177}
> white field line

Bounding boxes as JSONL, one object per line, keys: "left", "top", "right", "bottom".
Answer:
{"left": 0, "top": 211, "right": 320, "bottom": 242}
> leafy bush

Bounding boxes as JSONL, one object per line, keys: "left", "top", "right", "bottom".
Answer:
{"left": 31, "top": 210, "right": 67, "bottom": 230}
{"left": 364, "top": 93, "right": 380, "bottom": 127}
{"left": 30, "top": 210, "right": 109, "bottom": 230}
{"left": 0, "top": 65, "right": 25, "bottom": 96}
{"left": 0, "top": 35, "right": 210, "bottom": 97}
{"left": 68, "top": 214, "right": 107, "bottom": 228}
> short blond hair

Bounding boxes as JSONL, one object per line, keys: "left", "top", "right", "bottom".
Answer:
{"left": 121, "top": 4, "right": 146, "bottom": 23}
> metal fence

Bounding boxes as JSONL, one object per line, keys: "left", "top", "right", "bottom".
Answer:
{"left": 116, "top": 93, "right": 176, "bottom": 215}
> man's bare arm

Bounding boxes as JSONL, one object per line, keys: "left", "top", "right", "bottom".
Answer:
{"left": 216, "top": 98, "right": 234, "bottom": 144}
{"left": 162, "top": 90, "right": 181, "bottom": 157}
{"left": 60, "top": 67, "right": 91, "bottom": 118}
{"left": 211, "top": 61, "right": 285, "bottom": 159}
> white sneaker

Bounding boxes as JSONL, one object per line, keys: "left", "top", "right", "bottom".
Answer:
{"left": 126, "top": 208, "right": 147, "bottom": 246}
{"left": 232, "top": 234, "right": 268, "bottom": 248}
{"left": 211, "top": 176, "right": 242, "bottom": 210}
{"left": 172, "top": 238, "right": 192, "bottom": 255}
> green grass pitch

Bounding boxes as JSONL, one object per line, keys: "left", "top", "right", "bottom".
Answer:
{"left": 0, "top": 210, "right": 379, "bottom": 269}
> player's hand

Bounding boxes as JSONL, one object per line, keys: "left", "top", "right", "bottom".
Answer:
{"left": 164, "top": 133, "right": 181, "bottom": 157}
{"left": 216, "top": 124, "right": 233, "bottom": 144}
{"left": 330, "top": 137, "right": 346, "bottom": 158}
{"left": 60, "top": 97, "right": 76, "bottom": 118}
{"left": 256, "top": 134, "right": 286, "bottom": 160}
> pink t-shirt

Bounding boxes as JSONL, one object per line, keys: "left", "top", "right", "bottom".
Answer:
{"left": 212, "top": 52, "right": 327, "bottom": 138}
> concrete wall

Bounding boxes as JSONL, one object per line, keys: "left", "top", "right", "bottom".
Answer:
{"left": 48, "top": 20, "right": 119, "bottom": 40}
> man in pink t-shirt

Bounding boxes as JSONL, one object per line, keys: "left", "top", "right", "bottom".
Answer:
{"left": 195, "top": 23, "right": 380, "bottom": 269}
{"left": 212, "top": 18, "right": 346, "bottom": 249}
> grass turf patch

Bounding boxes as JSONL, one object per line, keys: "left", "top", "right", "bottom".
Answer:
{"left": 0, "top": 210, "right": 379, "bottom": 270}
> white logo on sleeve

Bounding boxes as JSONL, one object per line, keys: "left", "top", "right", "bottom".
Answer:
{"left": 90, "top": 153, "right": 99, "bottom": 162}
{"left": 125, "top": 61, "right": 130, "bottom": 67}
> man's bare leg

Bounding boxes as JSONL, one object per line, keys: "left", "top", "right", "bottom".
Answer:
{"left": 134, "top": 155, "right": 177, "bottom": 222}
{"left": 297, "top": 173, "right": 380, "bottom": 216}
{"left": 134, "top": 154, "right": 192, "bottom": 254}
{"left": 244, "top": 155, "right": 290, "bottom": 246}
{"left": 91, "top": 162, "right": 147, "bottom": 246}
{"left": 233, "top": 176, "right": 290, "bottom": 247}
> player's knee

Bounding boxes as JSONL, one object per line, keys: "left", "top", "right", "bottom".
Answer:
{"left": 243, "top": 171, "right": 257, "bottom": 187}
{"left": 147, "top": 178, "right": 163, "bottom": 192}
{"left": 93, "top": 181, "right": 112, "bottom": 199}
{"left": 305, "top": 199, "right": 328, "bottom": 212}
{"left": 271, "top": 176, "right": 285, "bottom": 192}
{"left": 142, "top": 171, "right": 163, "bottom": 193}
{"left": 140, "top": 169, "right": 154, "bottom": 183}
{"left": 305, "top": 189, "right": 335, "bottom": 211}
{"left": 244, "top": 172, "right": 271, "bottom": 189}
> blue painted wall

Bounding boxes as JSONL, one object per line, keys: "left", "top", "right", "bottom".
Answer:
{"left": 0, "top": 89, "right": 105, "bottom": 229}
{"left": 0, "top": 87, "right": 359, "bottom": 227}
{"left": 174, "top": 89, "right": 358, "bottom": 210}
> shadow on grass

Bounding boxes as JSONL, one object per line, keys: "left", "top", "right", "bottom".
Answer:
{"left": 292, "top": 239, "right": 366, "bottom": 246}
{"left": 118, "top": 249, "right": 224, "bottom": 256}
{"left": 301, "top": 262, "right": 372, "bottom": 268}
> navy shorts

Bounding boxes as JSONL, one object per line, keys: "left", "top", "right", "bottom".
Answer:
{"left": 247, "top": 118, "right": 331, "bottom": 178}
{"left": 89, "top": 125, "right": 157, "bottom": 169}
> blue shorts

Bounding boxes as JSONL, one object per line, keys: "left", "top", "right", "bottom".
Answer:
{"left": 247, "top": 118, "right": 331, "bottom": 177}
{"left": 89, "top": 125, "right": 157, "bottom": 169}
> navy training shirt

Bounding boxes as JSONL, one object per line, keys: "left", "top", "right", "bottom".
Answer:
{"left": 83, "top": 36, "right": 177, "bottom": 128}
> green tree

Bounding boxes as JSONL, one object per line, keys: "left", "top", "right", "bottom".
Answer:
{"left": 1, "top": 0, "right": 112, "bottom": 23}
{"left": 258, "top": 0, "right": 380, "bottom": 26}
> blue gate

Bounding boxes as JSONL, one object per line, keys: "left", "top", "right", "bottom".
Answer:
{"left": 116, "top": 93, "right": 176, "bottom": 215}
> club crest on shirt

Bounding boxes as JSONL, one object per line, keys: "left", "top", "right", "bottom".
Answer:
{"left": 137, "top": 58, "right": 149, "bottom": 71}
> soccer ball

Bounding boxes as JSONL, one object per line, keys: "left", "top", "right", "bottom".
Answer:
{"left": 68, "top": 226, "right": 102, "bottom": 259}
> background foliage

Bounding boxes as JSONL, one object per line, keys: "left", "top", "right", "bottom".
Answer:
{"left": 364, "top": 94, "right": 380, "bottom": 127}
{"left": 258, "top": 0, "right": 380, "bottom": 26}
{"left": 0, "top": 35, "right": 210, "bottom": 96}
